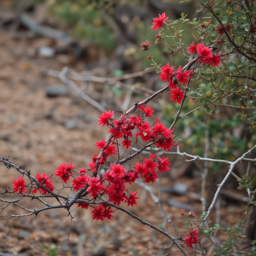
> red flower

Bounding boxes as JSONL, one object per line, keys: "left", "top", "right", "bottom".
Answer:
{"left": 36, "top": 173, "right": 54, "bottom": 195}
{"left": 122, "top": 139, "right": 131, "bottom": 150}
{"left": 79, "top": 168, "right": 86, "bottom": 174}
{"left": 95, "top": 139, "right": 106, "bottom": 149}
{"left": 158, "top": 157, "right": 171, "bottom": 173}
{"left": 91, "top": 204, "right": 104, "bottom": 221}
{"left": 98, "top": 110, "right": 114, "bottom": 126}
{"left": 88, "top": 162, "right": 97, "bottom": 172}
{"left": 104, "top": 143, "right": 116, "bottom": 156}
{"left": 142, "top": 168, "right": 158, "bottom": 183}
{"left": 168, "top": 80, "right": 178, "bottom": 89}
{"left": 102, "top": 205, "right": 114, "bottom": 220}
{"left": 175, "top": 66, "right": 192, "bottom": 84}
{"left": 109, "top": 192, "right": 126, "bottom": 206}
{"left": 134, "top": 162, "right": 145, "bottom": 175}
{"left": 72, "top": 175, "right": 89, "bottom": 191}
{"left": 184, "top": 236, "right": 193, "bottom": 248}
{"left": 139, "top": 105, "right": 154, "bottom": 118}
{"left": 226, "top": 24, "right": 232, "bottom": 33}
{"left": 153, "top": 119, "right": 173, "bottom": 139}
{"left": 169, "top": 88, "right": 184, "bottom": 104}
{"left": 144, "top": 158, "right": 158, "bottom": 172}
{"left": 196, "top": 43, "right": 213, "bottom": 58}
{"left": 156, "top": 138, "right": 177, "bottom": 151}
{"left": 208, "top": 54, "right": 221, "bottom": 67}
{"left": 91, "top": 204, "right": 113, "bottom": 221}
{"left": 159, "top": 63, "right": 174, "bottom": 81}
{"left": 108, "top": 127, "right": 123, "bottom": 139}
{"left": 55, "top": 160, "right": 75, "bottom": 184}
{"left": 109, "top": 163, "right": 126, "bottom": 179}
{"left": 13, "top": 176, "right": 27, "bottom": 194}
{"left": 125, "top": 191, "right": 139, "bottom": 206}
{"left": 77, "top": 202, "right": 89, "bottom": 209}
{"left": 31, "top": 188, "right": 37, "bottom": 194}
{"left": 184, "top": 229, "right": 200, "bottom": 248}
{"left": 216, "top": 25, "right": 224, "bottom": 35}
{"left": 188, "top": 42, "right": 197, "bottom": 53}
{"left": 140, "top": 41, "right": 151, "bottom": 51}
{"left": 152, "top": 12, "right": 168, "bottom": 30}
{"left": 86, "top": 177, "right": 105, "bottom": 198}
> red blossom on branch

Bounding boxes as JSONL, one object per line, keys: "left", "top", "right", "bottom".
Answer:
{"left": 159, "top": 63, "right": 174, "bottom": 82}
{"left": 91, "top": 204, "right": 114, "bottom": 221}
{"left": 36, "top": 173, "right": 54, "bottom": 195}
{"left": 13, "top": 176, "right": 27, "bottom": 194}
{"left": 72, "top": 175, "right": 89, "bottom": 191}
{"left": 152, "top": 12, "right": 168, "bottom": 30}
{"left": 86, "top": 177, "right": 105, "bottom": 198}
{"left": 169, "top": 88, "right": 184, "bottom": 104}
{"left": 140, "top": 41, "right": 151, "bottom": 51}
{"left": 184, "top": 229, "right": 200, "bottom": 248}
{"left": 122, "top": 139, "right": 131, "bottom": 150}
{"left": 55, "top": 160, "right": 75, "bottom": 184}
{"left": 98, "top": 110, "right": 114, "bottom": 126}
{"left": 188, "top": 42, "right": 197, "bottom": 53}
{"left": 125, "top": 191, "right": 139, "bottom": 206}
{"left": 77, "top": 202, "right": 89, "bottom": 209}
{"left": 216, "top": 25, "right": 224, "bottom": 35}
{"left": 139, "top": 105, "right": 154, "bottom": 118}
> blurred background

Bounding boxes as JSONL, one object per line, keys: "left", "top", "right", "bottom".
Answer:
{"left": 0, "top": 0, "right": 255, "bottom": 255}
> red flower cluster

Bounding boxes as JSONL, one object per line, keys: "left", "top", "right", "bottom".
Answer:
{"left": 184, "top": 229, "right": 200, "bottom": 248}
{"left": 11, "top": 13, "right": 225, "bottom": 224}
{"left": 187, "top": 42, "right": 221, "bottom": 67}
{"left": 216, "top": 24, "right": 232, "bottom": 35}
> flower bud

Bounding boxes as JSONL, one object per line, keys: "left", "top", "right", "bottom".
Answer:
{"left": 181, "top": 209, "right": 185, "bottom": 215}
{"left": 188, "top": 210, "right": 195, "bottom": 218}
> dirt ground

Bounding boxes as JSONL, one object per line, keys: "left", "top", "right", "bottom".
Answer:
{"left": 0, "top": 7, "right": 249, "bottom": 256}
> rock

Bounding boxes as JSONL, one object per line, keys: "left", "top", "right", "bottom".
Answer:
{"left": 166, "top": 199, "right": 194, "bottom": 211}
{"left": 38, "top": 46, "right": 55, "bottom": 58}
{"left": 61, "top": 244, "right": 70, "bottom": 252}
{"left": 49, "top": 211, "right": 60, "bottom": 219}
{"left": 111, "top": 239, "right": 122, "bottom": 250}
{"left": 8, "top": 116, "right": 18, "bottom": 122}
{"left": 160, "top": 183, "right": 188, "bottom": 195}
{"left": 77, "top": 112, "right": 86, "bottom": 120}
{"left": 91, "top": 246, "right": 106, "bottom": 256}
{"left": 63, "top": 120, "right": 78, "bottom": 130}
{"left": 71, "top": 225, "right": 84, "bottom": 235}
{"left": 46, "top": 86, "right": 68, "bottom": 97}
{"left": 17, "top": 231, "right": 30, "bottom": 239}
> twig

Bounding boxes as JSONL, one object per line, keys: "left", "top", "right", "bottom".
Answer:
{"left": 202, "top": 145, "right": 256, "bottom": 221}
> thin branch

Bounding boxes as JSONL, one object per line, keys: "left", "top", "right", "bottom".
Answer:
{"left": 202, "top": 145, "right": 256, "bottom": 221}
